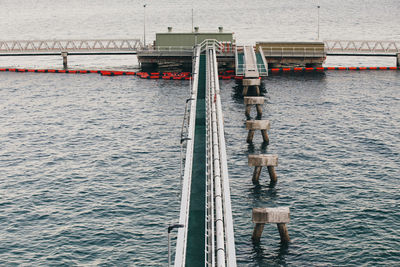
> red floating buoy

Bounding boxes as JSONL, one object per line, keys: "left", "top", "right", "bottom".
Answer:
{"left": 100, "top": 71, "right": 112, "bottom": 76}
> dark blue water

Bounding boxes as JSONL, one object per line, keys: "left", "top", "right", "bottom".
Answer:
{"left": 1, "top": 0, "right": 400, "bottom": 266}
{"left": 0, "top": 73, "right": 188, "bottom": 265}
{"left": 222, "top": 71, "right": 400, "bottom": 266}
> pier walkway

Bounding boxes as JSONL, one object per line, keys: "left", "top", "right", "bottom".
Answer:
{"left": 235, "top": 45, "right": 268, "bottom": 77}
{"left": 0, "top": 39, "right": 141, "bottom": 56}
{"left": 325, "top": 40, "right": 400, "bottom": 56}
{"left": 175, "top": 40, "right": 236, "bottom": 267}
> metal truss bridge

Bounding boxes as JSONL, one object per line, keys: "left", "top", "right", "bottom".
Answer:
{"left": 324, "top": 40, "right": 400, "bottom": 56}
{"left": 0, "top": 39, "right": 141, "bottom": 56}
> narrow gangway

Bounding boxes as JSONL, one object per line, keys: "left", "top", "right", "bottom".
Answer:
{"left": 174, "top": 40, "right": 236, "bottom": 267}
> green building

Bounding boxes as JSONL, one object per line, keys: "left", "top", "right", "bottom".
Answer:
{"left": 155, "top": 27, "right": 234, "bottom": 47}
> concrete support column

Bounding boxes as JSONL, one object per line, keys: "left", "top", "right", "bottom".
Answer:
{"left": 248, "top": 154, "right": 278, "bottom": 185}
{"left": 244, "top": 97, "right": 264, "bottom": 118}
{"left": 243, "top": 86, "right": 249, "bottom": 96}
{"left": 61, "top": 52, "right": 68, "bottom": 70}
{"left": 243, "top": 78, "right": 261, "bottom": 96}
{"left": 267, "top": 166, "right": 277, "bottom": 184}
{"left": 397, "top": 53, "right": 400, "bottom": 68}
{"left": 252, "top": 207, "right": 290, "bottom": 243}
{"left": 246, "top": 120, "right": 270, "bottom": 144}
{"left": 277, "top": 223, "right": 290, "bottom": 243}
{"left": 256, "top": 104, "right": 263, "bottom": 118}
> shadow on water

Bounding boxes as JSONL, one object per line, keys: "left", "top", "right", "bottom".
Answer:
{"left": 250, "top": 182, "right": 278, "bottom": 202}
{"left": 231, "top": 80, "right": 267, "bottom": 103}
{"left": 230, "top": 71, "right": 326, "bottom": 104}
{"left": 246, "top": 142, "right": 269, "bottom": 155}
{"left": 251, "top": 240, "right": 290, "bottom": 266}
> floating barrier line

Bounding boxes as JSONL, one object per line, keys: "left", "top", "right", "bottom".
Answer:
{"left": 0, "top": 68, "right": 136, "bottom": 76}
{"left": 268, "top": 66, "right": 399, "bottom": 73}
{"left": 1, "top": 67, "right": 398, "bottom": 80}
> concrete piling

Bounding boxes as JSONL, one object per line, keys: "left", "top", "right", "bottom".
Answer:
{"left": 252, "top": 207, "right": 290, "bottom": 243}
{"left": 244, "top": 97, "right": 264, "bottom": 118}
{"left": 247, "top": 129, "right": 255, "bottom": 143}
{"left": 61, "top": 52, "right": 68, "bottom": 70}
{"left": 267, "top": 166, "right": 277, "bottom": 184}
{"left": 248, "top": 154, "right": 278, "bottom": 184}
{"left": 243, "top": 86, "right": 248, "bottom": 96}
{"left": 252, "top": 223, "right": 265, "bottom": 241}
{"left": 242, "top": 78, "right": 261, "bottom": 96}
{"left": 246, "top": 120, "right": 270, "bottom": 143}
{"left": 277, "top": 223, "right": 290, "bottom": 243}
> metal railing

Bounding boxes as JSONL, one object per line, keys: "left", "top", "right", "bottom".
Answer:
{"left": 258, "top": 46, "right": 269, "bottom": 76}
{"left": 199, "top": 39, "right": 224, "bottom": 54}
{"left": 0, "top": 39, "right": 141, "bottom": 53}
{"left": 324, "top": 40, "right": 400, "bottom": 54}
{"left": 235, "top": 46, "right": 240, "bottom": 76}
{"left": 174, "top": 41, "right": 237, "bottom": 267}
{"left": 261, "top": 47, "right": 326, "bottom": 57}
{"left": 219, "top": 41, "right": 235, "bottom": 53}
{"left": 236, "top": 46, "right": 268, "bottom": 77}
{"left": 236, "top": 64, "right": 268, "bottom": 76}
{"left": 206, "top": 45, "right": 237, "bottom": 267}
{"left": 139, "top": 40, "right": 230, "bottom": 56}
{"left": 140, "top": 46, "right": 194, "bottom": 53}
{"left": 174, "top": 46, "right": 201, "bottom": 267}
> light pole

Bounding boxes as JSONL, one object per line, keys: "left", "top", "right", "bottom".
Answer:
{"left": 191, "top": 8, "right": 194, "bottom": 33}
{"left": 317, "top": 5, "right": 320, "bottom": 40}
{"left": 143, "top": 4, "right": 146, "bottom": 47}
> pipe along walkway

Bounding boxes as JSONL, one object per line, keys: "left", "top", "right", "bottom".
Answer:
{"left": 174, "top": 41, "right": 236, "bottom": 266}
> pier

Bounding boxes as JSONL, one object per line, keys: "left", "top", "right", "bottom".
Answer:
{"left": 1, "top": 34, "right": 399, "bottom": 69}
{"left": 1, "top": 30, "right": 399, "bottom": 266}
{"left": 0, "top": 39, "right": 141, "bottom": 69}
{"left": 174, "top": 40, "right": 236, "bottom": 267}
